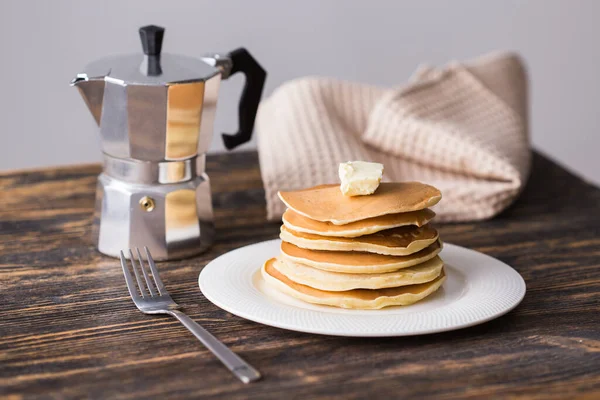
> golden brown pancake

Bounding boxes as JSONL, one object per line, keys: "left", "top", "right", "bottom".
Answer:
{"left": 262, "top": 258, "right": 446, "bottom": 309}
{"left": 278, "top": 182, "right": 442, "bottom": 225}
{"left": 275, "top": 256, "right": 444, "bottom": 291}
{"left": 282, "top": 208, "right": 435, "bottom": 238}
{"left": 280, "top": 225, "right": 439, "bottom": 256}
{"left": 280, "top": 240, "right": 443, "bottom": 273}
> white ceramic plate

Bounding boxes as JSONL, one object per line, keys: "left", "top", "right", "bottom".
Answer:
{"left": 199, "top": 240, "right": 526, "bottom": 337}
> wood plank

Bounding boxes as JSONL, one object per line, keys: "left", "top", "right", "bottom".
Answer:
{"left": 1, "top": 151, "right": 599, "bottom": 399}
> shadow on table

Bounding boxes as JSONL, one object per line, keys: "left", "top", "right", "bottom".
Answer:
{"left": 499, "top": 150, "right": 599, "bottom": 219}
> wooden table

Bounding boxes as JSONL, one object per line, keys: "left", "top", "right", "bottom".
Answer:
{"left": 1, "top": 151, "right": 599, "bottom": 399}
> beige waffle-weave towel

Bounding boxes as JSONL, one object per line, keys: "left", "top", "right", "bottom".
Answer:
{"left": 257, "top": 51, "right": 530, "bottom": 222}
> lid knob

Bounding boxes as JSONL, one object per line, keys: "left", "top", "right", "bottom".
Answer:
{"left": 139, "top": 25, "right": 165, "bottom": 56}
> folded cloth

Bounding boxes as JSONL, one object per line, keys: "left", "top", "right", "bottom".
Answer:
{"left": 256, "top": 51, "right": 531, "bottom": 222}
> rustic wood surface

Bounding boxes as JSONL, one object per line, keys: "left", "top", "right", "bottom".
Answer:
{"left": 1, "top": 150, "right": 599, "bottom": 400}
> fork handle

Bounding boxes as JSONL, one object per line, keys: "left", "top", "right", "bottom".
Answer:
{"left": 168, "top": 310, "right": 261, "bottom": 384}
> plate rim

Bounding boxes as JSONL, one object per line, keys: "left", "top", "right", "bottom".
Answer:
{"left": 199, "top": 239, "right": 526, "bottom": 337}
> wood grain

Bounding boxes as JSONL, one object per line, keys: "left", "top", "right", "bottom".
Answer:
{"left": 1, "top": 151, "right": 599, "bottom": 399}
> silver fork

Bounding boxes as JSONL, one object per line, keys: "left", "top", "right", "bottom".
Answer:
{"left": 119, "top": 247, "right": 261, "bottom": 384}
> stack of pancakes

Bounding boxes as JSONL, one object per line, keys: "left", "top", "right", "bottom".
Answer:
{"left": 261, "top": 182, "right": 446, "bottom": 309}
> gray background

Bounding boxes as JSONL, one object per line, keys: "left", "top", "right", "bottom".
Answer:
{"left": 1, "top": 0, "right": 598, "bottom": 184}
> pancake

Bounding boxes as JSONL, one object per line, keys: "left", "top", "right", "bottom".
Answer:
{"left": 282, "top": 208, "right": 436, "bottom": 238}
{"left": 280, "top": 225, "right": 439, "bottom": 256}
{"left": 278, "top": 182, "right": 442, "bottom": 225}
{"left": 280, "top": 240, "right": 443, "bottom": 273}
{"left": 262, "top": 258, "right": 446, "bottom": 309}
{"left": 275, "top": 256, "right": 444, "bottom": 291}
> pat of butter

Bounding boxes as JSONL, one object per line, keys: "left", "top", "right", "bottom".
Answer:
{"left": 339, "top": 161, "right": 384, "bottom": 196}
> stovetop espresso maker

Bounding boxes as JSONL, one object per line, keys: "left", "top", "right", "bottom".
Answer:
{"left": 71, "top": 25, "right": 266, "bottom": 260}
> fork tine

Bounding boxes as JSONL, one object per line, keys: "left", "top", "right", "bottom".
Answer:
{"left": 144, "top": 246, "right": 166, "bottom": 296}
{"left": 136, "top": 248, "right": 156, "bottom": 297}
{"left": 120, "top": 251, "right": 140, "bottom": 301}
{"left": 129, "top": 249, "right": 147, "bottom": 298}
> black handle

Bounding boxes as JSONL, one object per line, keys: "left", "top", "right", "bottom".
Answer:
{"left": 222, "top": 48, "right": 267, "bottom": 150}
{"left": 139, "top": 25, "right": 165, "bottom": 56}
{"left": 139, "top": 25, "right": 165, "bottom": 76}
